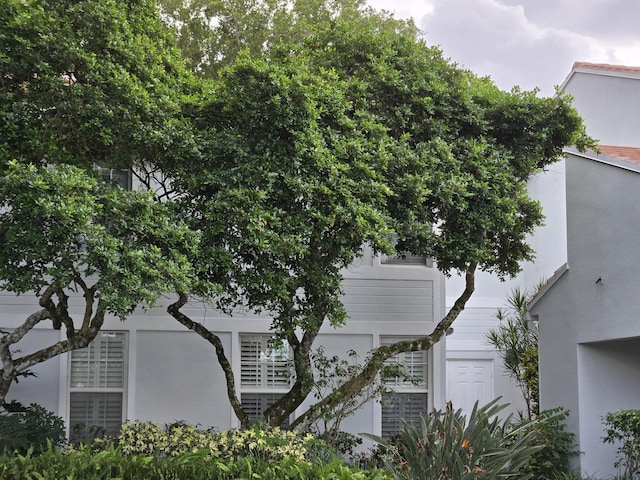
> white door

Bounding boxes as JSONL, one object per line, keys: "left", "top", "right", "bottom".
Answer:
{"left": 446, "top": 359, "right": 494, "bottom": 418}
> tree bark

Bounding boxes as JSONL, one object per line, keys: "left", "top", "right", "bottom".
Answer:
{"left": 290, "top": 262, "right": 477, "bottom": 432}
{"left": 167, "top": 293, "right": 250, "bottom": 426}
{"left": 263, "top": 324, "right": 321, "bottom": 426}
{"left": 0, "top": 284, "right": 104, "bottom": 406}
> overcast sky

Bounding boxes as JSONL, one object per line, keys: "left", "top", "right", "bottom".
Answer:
{"left": 367, "top": 0, "right": 640, "bottom": 96}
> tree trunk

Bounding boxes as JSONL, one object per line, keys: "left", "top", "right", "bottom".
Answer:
{"left": 263, "top": 325, "right": 321, "bottom": 426}
{"left": 168, "top": 294, "right": 250, "bottom": 426}
{"left": 290, "top": 262, "right": 477, "bottom": 432}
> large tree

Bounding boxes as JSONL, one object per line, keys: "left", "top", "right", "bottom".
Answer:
{"left": 0, "top": 0, "right": 200, "bottom": 405}
{"left": 162, "top": 12, "right": 594, "bottom": 428}
{"left": 0, "top": 162, "right": 198, "bottom": 405}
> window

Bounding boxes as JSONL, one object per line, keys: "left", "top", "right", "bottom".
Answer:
{"left": 380, "top": 336, "right": 429, "bottom": 439}
{"left": 94, "top": 165, "right": 131, "bottom": 190}
{"left": 380, "top": 234, "right": 432, "bottom": 266}
{"left": 240, "top": 335, "right": 292, "bottom": 425}
{"left": 68, "top": 331, "right": 126, "bottom": 441}
{"left": 381, "top": 253, "right": 432, "bottom": 266}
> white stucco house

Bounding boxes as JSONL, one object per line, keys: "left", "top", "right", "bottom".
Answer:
{"left": 1, "top": 245, "right": 447, "bottom": 442}
{"left": 528, "top": 62, "right": 640, "bottom": 477}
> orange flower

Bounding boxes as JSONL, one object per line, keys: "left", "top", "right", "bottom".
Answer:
{"left": 461, "top": 439, "right": 470, "bottom": 449}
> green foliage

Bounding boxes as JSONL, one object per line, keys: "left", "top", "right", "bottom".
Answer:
{"left": 115, "top": 420, "right": 318, "bottom": 463}
{"left": 487, "top": 284, "right": 543, "bottom": 419}
{"left": 0, "top": 162, "right": 198, "bottom": 316}
{"left": 514, "top": 407, "right": 578, "bottom": 480}
{"left": 0, "top": 441, "right": 393, "bottom": 480}
{"left": 0, "top": 403, "right": 65, "bottom": 455}
{"left": 0, "top": 0, "right": 195, "bottom": 171}
{"left": 363, "top": 399, "right": 540, "bottom": 480}
{"left": 602, "top": 409, "right": 640, "bottom": 479}
{"left": 0, "top": 162, "right": 199, "bottom": 403}
{"left": 157, "top": 0, "right": 415, "bottom": 77}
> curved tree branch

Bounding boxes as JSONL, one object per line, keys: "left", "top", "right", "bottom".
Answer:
{"left": 167, "top": 293, "right": 249, "bottom": 426}
{"left": 290, "top": 262, "right": 477, "bottom": 431}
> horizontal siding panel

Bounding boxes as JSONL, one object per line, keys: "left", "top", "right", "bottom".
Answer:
{"left": 341, "top": 279, "right": 433, "bottom": 322}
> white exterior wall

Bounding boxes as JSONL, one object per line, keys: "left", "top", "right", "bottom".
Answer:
{"left": 560, "top": 66, "right": 640, "bottom": 148}
{"left": 532, "top": 153, "right": 640, "bottom": 477}
{"left": 1, "top": 245, "right": 445, "bottom": 440}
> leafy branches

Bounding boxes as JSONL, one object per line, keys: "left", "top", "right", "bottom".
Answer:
{"left": 0, "top": 162, "right": 199, "bottom": 404}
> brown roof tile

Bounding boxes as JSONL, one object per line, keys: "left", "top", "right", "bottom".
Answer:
{"left": 572, "top": 62, "right": 640, "bottom": 75}
{"left": 597, "top": 145, "right": 640, "bottom": 165}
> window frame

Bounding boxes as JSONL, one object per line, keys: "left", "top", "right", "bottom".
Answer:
{"left": 67, "top": 331, "right": 127, "bottom": 441}
{"left": 380, "top": 335, "right": 430, "bottom": 439}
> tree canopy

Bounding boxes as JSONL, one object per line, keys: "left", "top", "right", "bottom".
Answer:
{"left": 0, "top": 0, "right": 593, "bottom": 427}
{"left": 160, "top": 11, "right": 593, "bottom": 427}
{"left": 0, "top": 162, "right": 199, "bottom": 404}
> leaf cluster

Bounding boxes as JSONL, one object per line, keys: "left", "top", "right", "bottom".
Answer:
{"left": 0, "top": 403, "right": 66, "bottom": 456}
{"left": 0, "top": 161, "right": 198, "bottom": 319}
{"left": 602, "top": 409, "right": 640, "bottom": 479}
{"left": 0, "top": 0, "right": 195, "bottom": 171}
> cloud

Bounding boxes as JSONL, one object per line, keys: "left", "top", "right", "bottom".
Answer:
{"left": 367, "top": 0, "right": 639, "bottom": 96}
{"left": 417, "top": 0, "right": 620, "bottom": 95}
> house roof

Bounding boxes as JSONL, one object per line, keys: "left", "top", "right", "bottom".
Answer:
{"left": 572, "top": 62, "right": 640, "bottom": 75}
{"left": 563, "top": 145, "right": 640, "bottom": 174}
{"left": 528, "top": 263, "right": 569, "bottom": 315}
{"left": 597, "top": 145, "right": 640, "bottom": 166}
{"left": 559, "top": 62, "right": 640, "bottom": 90}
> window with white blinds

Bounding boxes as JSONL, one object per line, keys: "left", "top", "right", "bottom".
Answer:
{"left": 380, "top": 234, "right": 432, "bottom": 266}
{"left": 241, "top": 393, "right": 289, "bottom": 428}
{"left": 68, "top": 332, "right": 126, "bottom": 441}
{"left": 380, "top": 336, "right": 429, "bottom": 439}
{"left": 381, "top": 392, "right": 428, "bottom": 439}
{"left": 380, "top": 336, "right": 428, "bottom": 389}
{"left": 240, "top": 335, "right": 292, "bottom": 389}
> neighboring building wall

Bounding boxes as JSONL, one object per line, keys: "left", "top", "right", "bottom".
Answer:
{"left": 532, "top": 152, "right": 640, "bottom": 477}
{"left": 446, "top": 62, "right": 640, "bottom": 419}
{"left": 560, "top": 63, "right": 640, "bottom": 148}
{"left": 1, "top": 245, "right": 446, "bottom": 441}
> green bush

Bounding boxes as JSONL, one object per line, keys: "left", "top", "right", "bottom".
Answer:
{"left": 115, "top": 420, "right": 321, "bottom": 463}
{"left": 515, "top": 407, "right": 578, "bottom": 479}
{"left": 0, "top": 403, "right": 66, "bottom": 455}
{"left": 602, "top": 409, "right": 640, "bottom": 479}
{"left": 364, "top": 399, "right": 540, "bottom": 480}
{"left": 0, "top": 443, "right": 393, "bottom": 480}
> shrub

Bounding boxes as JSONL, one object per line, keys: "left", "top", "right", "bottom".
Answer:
{"left": 115, "top": 420, "right": 319, "bottom": 463}
{"left": 0, "top": 403, "right": 65, "bottom": 455}
{"left": 0, "top": 443, "right": 394, "bottom": 480}
{"left": 364, "top": 398, "right": 541, "bottom": 480}
{"left": 602, "top": 409, "right": 640, "bottom": 479}
{"left": 515, "top": 407, "right": 578, "bottom": 479}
